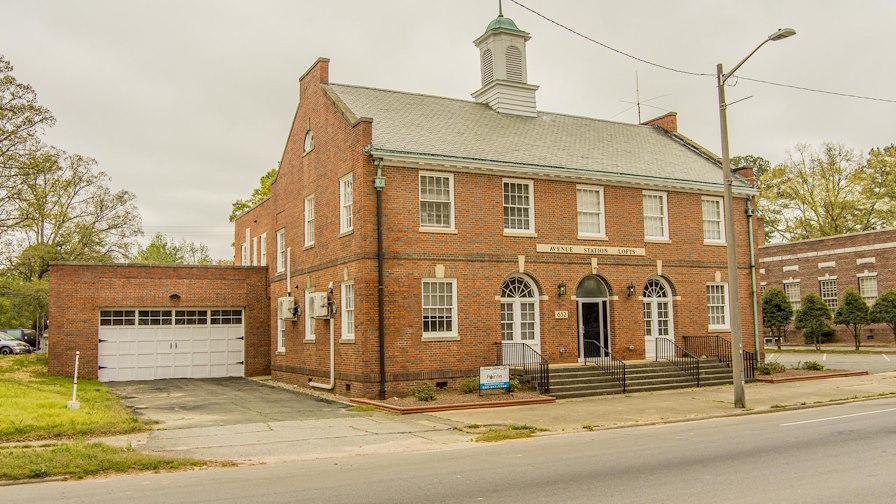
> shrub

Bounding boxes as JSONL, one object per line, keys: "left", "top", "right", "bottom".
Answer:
{"left": 412, "top": 381, "right": 436, "bottom": 402}
{"left": 458, "top": 377, "right": 479, "bottom": 394}
{"left": 509, "top": 377, "right": 521, "bottom": 392}
{"left": 800, "top": 360, "right": 825, "bottom": 371}
{"left": 757, "top": 362, "right": 786, "bottom": 375}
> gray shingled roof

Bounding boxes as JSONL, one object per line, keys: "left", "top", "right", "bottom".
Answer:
{"left": 329, "top": 83, "right": 737, "bottom": 188}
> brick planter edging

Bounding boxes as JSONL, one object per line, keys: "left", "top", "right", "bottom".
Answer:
{"left": 350, "top": 396, "right": 556, "bottom": 414}
{"left": 755, "top": 370, "right": 869, "bottom": 383}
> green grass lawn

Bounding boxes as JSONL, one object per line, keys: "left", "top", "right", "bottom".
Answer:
{"left": 0, "top": 354, "right": 212, "bottom": 481}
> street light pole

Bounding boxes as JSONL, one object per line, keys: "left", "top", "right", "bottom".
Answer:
{"left": 717, "top": 28, "right": 795, "bottom": 409}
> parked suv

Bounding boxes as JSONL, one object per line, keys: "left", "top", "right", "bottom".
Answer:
{"left": 0, "top": 328, "right": 38, "bottom": 349}
{"left": 0, "top": 331, "right": 33, "bottom": 355}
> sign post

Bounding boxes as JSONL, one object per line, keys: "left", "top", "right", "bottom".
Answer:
{"left": 67, "top": 351, "right": 80, "bottom": 410}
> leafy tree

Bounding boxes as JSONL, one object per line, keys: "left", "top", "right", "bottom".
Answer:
{"left": 870, "top": 290, "right": 896, "bottom": 346}
{"left": 132, "top": 233, "right": 212, "bottom": 265}
{"left": 833, "top": 288, "right": 870, "bottom": 350}
{"left": 795, "top": 292, "right": 832, "bottom": 351}
{"left": 0, "top": 274, "right": 47, "bottom": 329}
{"left": 761, "top": 288, "right": 793, "bottom": 349}
{"left": 230, "top": 167, "right": 277, "bottom": 221}
{"left": 759, "top": 142, "right": 896, "bottom": 242}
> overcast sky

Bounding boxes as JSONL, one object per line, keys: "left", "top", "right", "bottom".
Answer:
{"left": 2, "top": 0, "right": 894, "bottom": 259}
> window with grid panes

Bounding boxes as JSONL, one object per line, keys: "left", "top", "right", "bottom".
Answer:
{"left": 340, "top": 174, "right": 353, "bottom": 233}
{"left": 820, "top": 279, "right": 838, "bottom": 312}
{"left": 784, "top": 282, "right": 801, "bottom": 311}
{"left": 100, "top": 310, "right": 136, "bottom": 326}
{"left": 210, "top": 309, "right": 242, "bottom": 325}
{"left": 175, "top": 310, "right": 208, "bottom": 325}
{"left": 576, "top": 186, "right": 605, "bottom": 237}
{"left": 419, "top": 173, "right": 454, "bottom": 229}
{"left": 702, "top": 197, "right": 725, "bottom": 242}
{"left": 422, "top": 279, "right": 457, "bottom": 337}
{"left": 503, "top": 180, "right": 534, "bottom": 232}
{"left": 276, "top": 229, "right": 285, "bottom": 272}
{"left": 138, "top": 310, "right": 173, "bottom": 325}
{"left": 858, "top": 276, "right": 878, "bottom": 306}
{"left": 277, "top": 317, "right": 285, "bottom": 352}
{"left": 706, "top": 283, "right": 729, "bottom": 329}
{"left": 643, "top": 191, "right": 668, "bottom": 240}
{"left": 341, "top": 282, "right": 355, "bottom": 340}
{"left": 304, "top": 195, "right": 315, "bottom": 246}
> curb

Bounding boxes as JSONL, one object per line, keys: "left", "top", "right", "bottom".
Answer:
{"left": 0, "top": 476, "right": 69, "bottom": 486}
{"left": 755, "top": 370, "right": 869, "bottom": 383}
{"left": 351, "top": 396, "right": 556, "bottom": 414}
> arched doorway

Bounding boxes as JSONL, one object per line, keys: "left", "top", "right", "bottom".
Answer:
{"left": 643, "top": 277, "right": 674, "bottom": 358}
{"left": 500, "top": 274, "right": 541, "bottom": 355}
{"left": 576, "top": 275, "right": 610, "bottom": 359}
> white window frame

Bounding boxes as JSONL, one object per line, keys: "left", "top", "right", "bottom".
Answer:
{"left": 858, "top": 274, "right": 878, "bottom": 306}
{"left": 503, "top": 178, "right": 535, "bottom": 234}
{"left": 341, "top": 282, "right": 355, "bottom": 341}
{"left": 304, "top": 290, "right": 316, "bottom": 341}
{"left": 304, "top": 195, "right": 315, "bottom": 247}
{"left": 820, "top": 278, "right": 838, "bottom": 312}
{"left": 277, "top": 316, "right": 285, "bottom": 353}
{"left": 252, "top": 237, "right": 258, "bottom": 266}
{"left": 240, "top": 242, "right": 249, "bottom": 265}
{"left": 340, "top": 174, "right": 354, "bottom": 234}
{"left": 419, "top": 172, "right": 455, "bottom": 231}
{"left": 643, "top": 191, "right": 669, "bottom": 241}
{"left": 701, "top": 196, "right": 725, "bottom": 243}
{"left": 276, "top": 229, "right": 286, "bottom": 273}
{"left": 259, "top": 233, "right": 267, "bottom": 267}
{"left": 706, "top": 283, "right": 730, "bottom": 330}
{"left": 784, "top": 280, "right": 801, "bottom": 312}
{"left": 421, "top": 278, "right": 458, "bottom": 339}
{"left": 576, "top": 185, "right": 606, "bottom": 239}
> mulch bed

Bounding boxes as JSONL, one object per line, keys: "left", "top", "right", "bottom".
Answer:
{"left": 755, "top": 369, "right": 868, "bottom": 383}
{"left": 351, "top": 390, "right": 555, "bottom": 414}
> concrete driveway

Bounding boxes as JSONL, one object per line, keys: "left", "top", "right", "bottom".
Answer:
{"left": 104, "top": 378, "right": 470, "bottom": 463}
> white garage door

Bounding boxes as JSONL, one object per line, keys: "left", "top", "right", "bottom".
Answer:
{"left": 98, "top": 309, "right": 245, "bottom": 382}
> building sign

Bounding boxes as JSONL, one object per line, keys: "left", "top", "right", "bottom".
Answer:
{"left": 479, "top": 365, "right": 510, "bottom": 391}
{"left": 555, "top": 311, "right": 569, "bottom": 319}
{"left": 536, "top": 244, "right": 646, "bottom": 256}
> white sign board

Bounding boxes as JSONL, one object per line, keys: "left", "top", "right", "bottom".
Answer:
{"left": 480, "top": 365, "right": 510, "bottom": 391}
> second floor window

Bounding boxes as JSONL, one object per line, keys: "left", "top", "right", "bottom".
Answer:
{"left": 419, "top": 173, "right": 454, "bottom": 229}
{"left": 276, "top": 229, "right": 285, "bottom": 272}
{"left": 643, "top": 191, "right": 668, "bottom": 240}
{"left": 576, "top": 185, "right": 605, "bottom": 238}
{"left": 503, "top": 179, "right": 534, "bottom": 233}
{"left": 304, "top": 195, "right": 315, "bottom": 247}
{"left": 340, "top": 174, "right": 353, "bottom": 233}
{"left": 702, "top": 197, "right": 724, "bottom": 243}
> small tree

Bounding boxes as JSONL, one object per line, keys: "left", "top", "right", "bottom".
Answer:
{"left": 762, "top": 288, "right": 793, "bottom": 349}
{"left": 870, "top": 290, "right": 896, "bottom": 346}
{"left": 795, "top": 292, "right": 832, "bottom": 351}
{"left": 833, "top": 288, "right": 870, "bottom": 350}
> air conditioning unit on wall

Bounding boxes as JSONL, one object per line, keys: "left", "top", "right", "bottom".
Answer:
{"left": 277, "top": 296, "right": 298, "bottom": 320}
{"left": 309, "top": 292, "right": 331, "bottom": 319}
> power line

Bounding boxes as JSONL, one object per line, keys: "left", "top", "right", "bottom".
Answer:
{"left": 509, "top": 0, "right": 896, "bottom": 104}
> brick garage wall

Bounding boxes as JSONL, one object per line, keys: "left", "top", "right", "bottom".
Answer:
{"left": 48, "top": 263, "right": 270, "bottom": 379}
{"left": 759, "top": 228, "right": 896, "bottom": 344}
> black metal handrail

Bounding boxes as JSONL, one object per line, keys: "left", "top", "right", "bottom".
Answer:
{"left": 743, "top": 350, "right": 756, "bottom": 382}
{"left": 655, "top": 338, "right": 700, "bottom": 386}
{"left": 583, "top": 339, "right": 626, "bottom": 392}
{"left": 682, "top": 335, "right": 732, "bottom": 367}
{"left": 497, "top": 342, "right": 550, "bottom": 394}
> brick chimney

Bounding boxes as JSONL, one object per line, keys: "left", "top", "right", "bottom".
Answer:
{"left": 641, "top": 112, "right": 677, "bottom": 133}
{"left": 299, "top": 57, "right": 330, "bottom": 99}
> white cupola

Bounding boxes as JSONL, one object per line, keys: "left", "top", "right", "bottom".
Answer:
{"left": 471, "top": 1, "right": 539, "bottom": 117}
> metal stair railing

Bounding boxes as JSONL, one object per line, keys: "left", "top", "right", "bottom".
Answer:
{"left": 655, "top": 338, "right": 700, "bottom": 386}
{"left": 683, "top": 335, "right": 756, "bottom": 382}
{"left": 497, "top": 342, "right": 550, "bottom": 394}
{"left": 582, "top": 339, "right": 626, "bottom": 392}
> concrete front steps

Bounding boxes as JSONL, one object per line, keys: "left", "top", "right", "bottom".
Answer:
{"left": 544, "top": 359, "right": 734, "bottom": 399}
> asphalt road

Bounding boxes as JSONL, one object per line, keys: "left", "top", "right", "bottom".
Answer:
{"left": 766, "top": 351, "right": 896, "bottom": 373}
{"left": 7, "top": 397, "right": 895, "bottom": 503}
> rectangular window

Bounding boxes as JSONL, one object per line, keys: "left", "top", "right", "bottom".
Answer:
{"left": 576, "top": 185, "right": 605, "bottom": 238}
{"left": 820, "top": 279, "right": 838, "bottom": 312}
{"left": 100, "top": 310, "right": 136, "bottom": 326}
{"left": 784, "top": 281, "right": 801, "bottom": 311}
{"left": 252, "top": 237, "right": 258, "bottom": 266}
{"left": 210, "top": 309, "right": 242, "bottom": 325}
{"left": 175, "top": 310, "right": 208, "bottom": 325}
{"left": 706, "top": 283, "right": 730, "bottom": 330}
{"left": 240, "top": 242, "right": 249, "bottom": 265}
{"left": 422, "top": 279, "right": 457, "bottom": 338}
{"left": 859, "top": 276, "right": 878, "bottom": 306}
{"left": 259, "top": 233, "right": 267, "bottom": 266}
{"left": 276, "top": 229, "right": 285, "bottom": 272}
{"left": 138, "top": 310, "right": 173, "bottom": 326}
{"left": 503, "top": 179, "right": 534, "bottom": 233}
{"left": 643, "top": 191, "right": 669, "bottom": 240}
{"left": 701, "top": 196, "right": 725, "bottom": 243}
{"left": 305, "top": 291, "right": 316, "bottom": 341}
{"left": 419, "top": 173, "right": 454, "bottom": 229}
{"left": 277, "top": 317, "right": 285, "bottom": 353}
{"left": 340, "top": 174, "right": 354, "bottom": 233}
{"left": 304, "top": 195, "right": 315, "bottom": 246}
{"left": 341, "top": 282, "right": 355, "bottom": 340}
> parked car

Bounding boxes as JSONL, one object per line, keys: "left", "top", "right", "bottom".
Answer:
{"left": 0, "top": 328, "right": 38, "bottom": 349}
{"left": 0, "top": 331, "right": 33, "bottom": 355}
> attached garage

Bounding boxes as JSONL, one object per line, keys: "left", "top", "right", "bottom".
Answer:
{"left": 98, "top": 309, "right": 245, "bottom": 382}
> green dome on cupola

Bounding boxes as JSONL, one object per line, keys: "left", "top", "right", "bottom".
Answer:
{"left": 484, "top": 0, "right": 524, "bottom": 34}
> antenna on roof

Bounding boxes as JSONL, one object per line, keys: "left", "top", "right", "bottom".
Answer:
{"left": 635, "top": 71, "right": 641, "bottom": 123}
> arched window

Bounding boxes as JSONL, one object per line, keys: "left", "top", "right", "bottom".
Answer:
{"left": 303, "top": 129, "right": 314, "bottom": 153}
{"left": 643, "top": 278, "right": 674, "bottom": 358}
{"left": 481, "top": 49, "right": 494, "bottom": 85}
{"left": 576, "top": 275, "right": 608, "bottom": 299}
{"left": 500, "top": 275, "right": 540, "bottom": 352}
{"left": 505, "top": 46, "right": 523, "bottom": 82}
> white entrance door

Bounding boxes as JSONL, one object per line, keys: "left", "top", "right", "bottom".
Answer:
{"left": 98, "top": 309, "right": 245, "bottom": 382}
{"left": 500, "top": 275, "right": 541, "bottom": 360}
{"left": 643, "top": 278, "right": 674, "bottom": 359}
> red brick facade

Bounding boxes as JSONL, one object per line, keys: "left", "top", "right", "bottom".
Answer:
{"left": 48, "top": 263, "right": 270, "bottom": 379}
{"left": 759, "top": 228, "right": 896, "bottom": 344}
{"left": 233, "top": 58, "right": 761, "bottom": 399}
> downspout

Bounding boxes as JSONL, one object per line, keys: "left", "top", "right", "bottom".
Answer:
{"left": 374, "top": 157, "right": 387, "bottom": 400}
{"left": 746, "top": 198, "right": 761, "bottom": 362}
{"left": 310, "top": 288, "right": 336, "bottom": 390}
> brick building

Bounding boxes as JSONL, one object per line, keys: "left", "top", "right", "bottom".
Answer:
{"left": 759, "top": 228, "right": 896, "bottom": 344}
{"left": 233, "top": 10, "right": 761, "bottom": 399}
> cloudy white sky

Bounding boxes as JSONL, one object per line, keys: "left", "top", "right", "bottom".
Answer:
{"left": 2, "top": 0, "right": 894, "bottom": 259}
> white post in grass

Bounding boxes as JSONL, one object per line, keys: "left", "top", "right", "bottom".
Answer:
{"left": 67, "top": 351, "right": 81, "bottom": 410}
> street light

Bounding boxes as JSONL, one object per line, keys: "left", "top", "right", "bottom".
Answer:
{"left": 717, "top": 27, "right": 795, "bottom": 409}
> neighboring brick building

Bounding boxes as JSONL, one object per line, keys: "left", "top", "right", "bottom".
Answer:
{"left": 759, "top": 228, "right": 896, "bottom": 344}
{"left": 233, "top": 10, "right": 761, "bottom": 399}
{"left": 48, "top": 264, "right": 270, "bottom": 380}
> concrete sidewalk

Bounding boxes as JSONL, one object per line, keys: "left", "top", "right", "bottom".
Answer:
{"left": 426, "top": 371, "right": 896, "bottom": 432}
